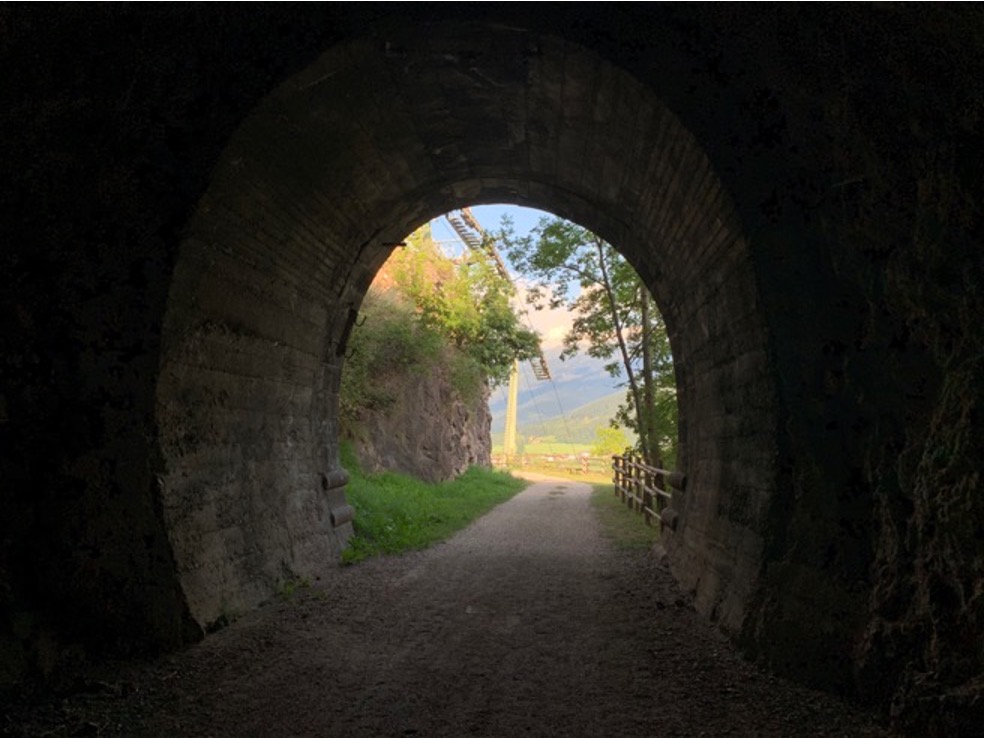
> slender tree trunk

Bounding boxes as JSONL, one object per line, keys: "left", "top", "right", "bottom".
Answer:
{"left": 639, "top": 287, "right": 662, "bottom": 468}
{"left": 594, "top": 238, "right": 650, "bottom": 463}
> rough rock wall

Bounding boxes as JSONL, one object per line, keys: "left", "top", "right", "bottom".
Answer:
{"left": 852, "top": 113, "right": 984, "bottom": 734}
{"left": 347, "top": 357, "right": 492, "bottom": 484}
{"left": 711, "top": 11, "right": 984, "bottom": 732}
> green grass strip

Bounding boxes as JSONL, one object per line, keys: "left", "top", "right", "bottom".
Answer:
{"left": 590, "top": 483, "right": 661, "bottom": 551}
{"left": 341, "top": 445, "right": 529, "bottom": 564}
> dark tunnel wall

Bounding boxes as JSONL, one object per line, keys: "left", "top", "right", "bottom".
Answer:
{"left": 1, "top": 5, "right": 982, "bottom": 734}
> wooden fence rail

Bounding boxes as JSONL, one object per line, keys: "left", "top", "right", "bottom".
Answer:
{"left": 611, "top": 454, "right": 687, "bottom": 531}
{"left": 492, "top": 453, "right": 611, "bottom": 476}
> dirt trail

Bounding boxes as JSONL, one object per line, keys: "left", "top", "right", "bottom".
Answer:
{"left": 5, "top": 478, "right": 894, "bottom": 737}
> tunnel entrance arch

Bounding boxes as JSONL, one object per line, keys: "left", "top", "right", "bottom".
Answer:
{"left": 157, "top": 21, "right": 775, "bottom": 660}
{"left": 3, "top": 5, "right": 979, "bottom": 731}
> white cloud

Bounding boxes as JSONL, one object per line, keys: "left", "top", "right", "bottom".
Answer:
{"left": 512, "top": 281, "right": 574, "bottom": 351}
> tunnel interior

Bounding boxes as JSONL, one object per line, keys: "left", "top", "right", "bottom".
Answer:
{"left": 2, "top": 6, "right": 982, "bottom": 734}
{"left": 158, "top": 23, "right": 773, "bottom": 640}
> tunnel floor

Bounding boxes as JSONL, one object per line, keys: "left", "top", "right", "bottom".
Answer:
{"left": 6, "top": 479, "right": 892, "bottom": 737}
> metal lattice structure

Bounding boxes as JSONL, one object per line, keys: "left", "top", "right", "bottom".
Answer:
{"left": 444, "top": 208, "right": 551, "bottom": 381}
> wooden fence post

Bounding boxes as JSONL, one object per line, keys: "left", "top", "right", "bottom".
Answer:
{"left": 654, "top": 468, "right": 664, "bottom": 516}
{"left": 611, "top": 454, "right": 685, "bottom": 531}
{"left": 612, "top": 455, "right": 620, "bottom": 501}
{"left": 642, "top": 464, "right": 654, "bottom": 526}
{"left": 625, "top": 456, "right": 633, "bottom": 509}
{"left": 617, "top": 455, "right": 625, "bottom": 504}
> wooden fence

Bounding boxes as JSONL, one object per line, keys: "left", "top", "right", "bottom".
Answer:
{"left": 611, "top": 454, "right": 687, "bottom": 531}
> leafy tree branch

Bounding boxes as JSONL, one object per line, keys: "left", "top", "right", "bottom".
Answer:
{"left": 497, "top": 215, "right": 677, "bottom": 467}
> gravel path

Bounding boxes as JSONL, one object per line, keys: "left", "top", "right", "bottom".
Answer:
{"left": 4, "top": 477, "right": 895, "bottom": 737}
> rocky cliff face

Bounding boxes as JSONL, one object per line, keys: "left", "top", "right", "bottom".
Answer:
{"left": 344, "top": 353, "right": 492, "bottom": 483}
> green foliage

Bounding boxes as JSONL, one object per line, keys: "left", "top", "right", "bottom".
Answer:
{"left": 614, "top": 386, "right": 678, "bottom": 469}
{"left": 497, "top": 215, "right": 678, "bottom": 467}
{"left": 592, "top": 426, "right": 629, "bottom": 456}
{"left": 341, "top": 224, "right": 542, "bottom": 421}
{"left": 590, "top": 484, "right": 661, "bottom": 550}
{"left": 340, "top": 443, "right": 527, "bottom": 563}
{"left": 339, "top": 290, "right": 443, "bottom": 424}
{"left": 278, "top": 575, "right": 312, "bottom": 601}
{"left": 389, "top": 227, "right": 541, "bottom": 386}
{"left": 447, "top": 352, "right": 485, "bottom": 404}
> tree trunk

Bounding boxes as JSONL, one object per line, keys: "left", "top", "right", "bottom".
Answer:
{"left": 639, "top": 287, "right": 663, "bottom": 468}
{"left": 595, "top": 238, "right": 650, "bottom": 464}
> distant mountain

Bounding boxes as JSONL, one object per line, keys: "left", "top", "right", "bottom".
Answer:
{"left": 489, "top": 351, "right": 624, "bottom": 434}
{"left": 491, "top": 390, "right": 632, "bottom": 446}
{"left": 490, "top": 348, "right": 637, "bottom": 444}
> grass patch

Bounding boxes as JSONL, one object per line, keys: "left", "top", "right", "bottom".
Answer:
{"left": 590, "top": 483, "right": 661, "bottom": 551}
{"left": 277, "top": 575, "right": 311, "bottom": 601}
{"left": 341, "top": 445, "right": 528, "bottom": 563}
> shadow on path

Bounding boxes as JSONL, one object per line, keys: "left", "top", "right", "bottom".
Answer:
{"left": 6, "top": 477, "right": 892, "bottom": 737}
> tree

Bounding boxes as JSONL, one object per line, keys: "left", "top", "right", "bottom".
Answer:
{"left": 592, "top": 426, "right": 629, "bottom": 457}
{"left": 498, "top": 216, "right": 677, "bottom": 468}
{"left": 342, "top": 225, "right": 544, "bottom": 424}
{"left": 387, "top": 225, "right": 542, "bottom": 386}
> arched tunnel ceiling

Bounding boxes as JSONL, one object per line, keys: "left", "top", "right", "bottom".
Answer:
{"left": 187, "top": 24, "right": 747, "bottom": 320}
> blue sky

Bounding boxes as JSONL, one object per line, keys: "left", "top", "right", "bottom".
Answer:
{"left": 429, "top": 204, "right": 546, "bottom": 265}
{"left": 470, "top": 204, "right": 546, "bottom": 239}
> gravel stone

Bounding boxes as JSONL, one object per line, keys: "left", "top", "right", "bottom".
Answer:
{"left": 2, "top": 478, "right": 895, "bottom": 737}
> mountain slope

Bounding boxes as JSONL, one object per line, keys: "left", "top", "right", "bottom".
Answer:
{"left": 489, "top": 352, "right": 622, "bottom": 430}
{"left": 492, "top": 389, "right": 632, "bottom": 445}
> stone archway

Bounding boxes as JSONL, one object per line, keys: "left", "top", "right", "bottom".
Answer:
{"left": 4, "top": 7, "right": 980, "bottom": 730}
{"left": 157, "top": 23, "right": 775, "bottom": 652}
